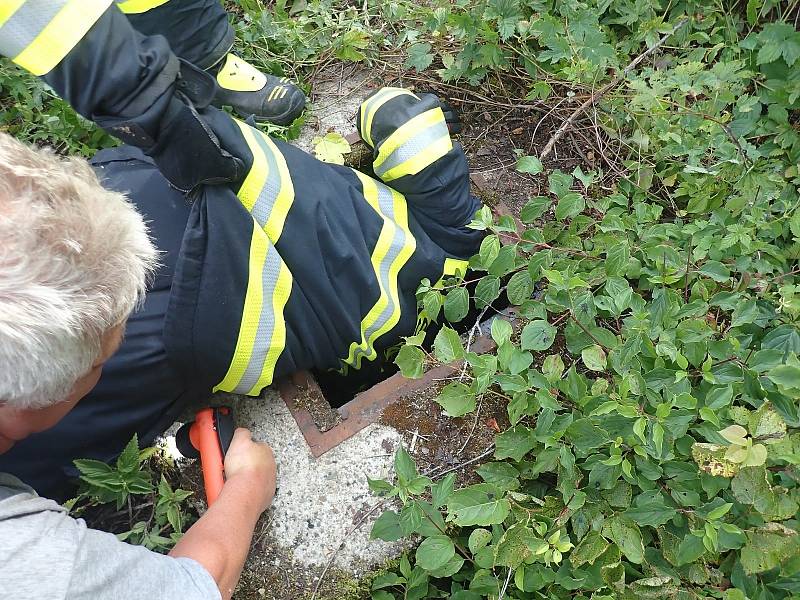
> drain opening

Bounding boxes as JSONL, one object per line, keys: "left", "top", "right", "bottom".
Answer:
{"left": 313, "top": 281, "right": 513, "bottom": 408}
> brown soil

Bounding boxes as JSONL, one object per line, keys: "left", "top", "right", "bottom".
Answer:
{"left": 380, "top": 379, "right": 510, "bottom": 487}
{"left": 292, "top": 380, "right": 342, "bottom": 432}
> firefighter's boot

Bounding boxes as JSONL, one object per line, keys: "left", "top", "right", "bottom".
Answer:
{"left": 211, "top": 54, "right": 306, "bottom": 125}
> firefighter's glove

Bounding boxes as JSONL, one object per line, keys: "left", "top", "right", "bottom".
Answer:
{"left": 418, "top": 92, "right": 462, "bottom": 135}
{"left": 99, "top": 95, "right": 244, "bottom": 193}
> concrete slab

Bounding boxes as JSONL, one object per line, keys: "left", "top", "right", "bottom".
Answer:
{"left": 164, "top": 64, "right": 410, "bottom": 598}
{"left": 222, "top": 389, "right": 404, "bottom": 569}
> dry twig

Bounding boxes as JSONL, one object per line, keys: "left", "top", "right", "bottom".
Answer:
{"left": 539, "top": 18, "right": 690, "bottom": 160}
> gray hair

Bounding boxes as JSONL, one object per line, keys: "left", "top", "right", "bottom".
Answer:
{"left": 0, "top": 134, "right": 157, "bottom": 409}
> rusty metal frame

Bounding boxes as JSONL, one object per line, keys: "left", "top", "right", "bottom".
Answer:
{"left": 279, "top": 198, "right": 520, "bottom": 457}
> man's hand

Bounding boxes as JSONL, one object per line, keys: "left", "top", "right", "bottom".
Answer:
{"left": 169, "top": 427, "right": 276, "bottom": 600}
{"left": 223, "top": 428, "right": 276, "bottom": 513}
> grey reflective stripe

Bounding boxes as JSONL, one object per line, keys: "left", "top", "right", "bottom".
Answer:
{"left": 233, "top": 244, "right": 282, "bottom": 394}
{"left": 374, "top": 118, "right": 450, "bottom": 178}
{"left": 350, "top": 182, "right": 406, "bottom": 365}
{"left": 0, "top": 0, "right": 66, "bottom": 58}
{"left": 250, "top": 132, "right": 281, "bottom": 230}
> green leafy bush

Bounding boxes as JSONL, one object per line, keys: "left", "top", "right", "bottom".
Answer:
{"left": 68, "top": 436, "right": 195, "bottom": 553}
{"left": 369, "top": 4, "right": 800, "bottom": 599}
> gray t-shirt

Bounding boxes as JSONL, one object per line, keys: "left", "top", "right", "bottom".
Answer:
{"left": 0, "top": 473, "right": 221, "bottom": 600}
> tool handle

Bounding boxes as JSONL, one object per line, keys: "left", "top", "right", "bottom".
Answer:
{"left": 188, "top": 407, "right": 234, "bottom": 505}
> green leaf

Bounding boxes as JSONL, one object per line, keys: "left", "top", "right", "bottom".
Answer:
{"left": 475, "top": 276, "right": 501, "bottom": 308}
{"left": 762, "top": 325, "right": 800, "bottom": 356}
{"left": 740, "top": 524, "right": 800, "bottom": 574}
{"left": 494, "top": 425, "right": 536, "bottom": 461}
{"left": 555, "top": 192, "right": 585, "bottom": 221}
{"left": 433, "top": 327, "right": 465, "bottom": 364}
{"left": 476, "top": 462, "right": 520, "bottom": 491}
{"left": 570, "top": 531, "right": 609, "bottom": 567}
{"left": 312, "top": 132, "right": 351, "bottom": 164}
{"left": 605, "top": 242, "right": 629, "bottom": 276}
{"left": 431, "top": 472, "right": 456, "bottom": 509}
{"left": 767, "top": 364, "right": 800, "bottom": 389}
{"left": 506, "top": 271, "right": 533, "bottom": 305}
{"left": 416, "top": 535, "right": 455, "bottom": 571}
{"left": 371, "top": 510, "right": 403, "bottom": 541}
{"left": 395, "top": 447, "right": 418, "bottom": 482}
{"left": 405, "top": 42, "right": 434, "bottom": 71}
{"left": 581, "top": 345, "right": 607, "bottom": 371}
{"left": 447, "top": 484, "right": 511, "bottom": 526}
{"left": 602, "top": 516, "right": 644, "bottom": 564}
{"left": 520, "top": 197, "right": 551, "bottom": 222}
{"left": 516, "top": 155, "right": 543, "bottom": 175}
{"left": 520, "top": 320, "right": 557, "bottom": 351}
{"left": 566, "top": 419, "right": 609, "bottom": 452}
{"left": 435, "top": 381, "right": 476, "bottom": 417}
{"left": 116, "top": 435, "right": 141, "bottom": 475}
{"left": 468, "top": 528, "right": 492, "bottom": 554}
{"left": 675, "top": 533, "right": 707, "bottom": 566}
{"left": 444, "top": 287, "right": 469, "bottom": 322}
{"left": 396, "top": 345, "right": 425, "bottom": 379}
{"left": 491, "top": 318, "right": 513, "bottom": 346}
{"left": 624, "top": 498, "right": 677, "bottom": 527}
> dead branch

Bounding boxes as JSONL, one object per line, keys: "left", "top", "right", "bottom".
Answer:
{"left": 539, "top": 17, "right": 690, "bottom": 160}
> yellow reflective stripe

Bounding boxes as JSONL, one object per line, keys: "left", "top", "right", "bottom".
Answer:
{"left": 234, "top": 120, "right": 268, "bottom": 214}
{"left": 345, "top": 172, "right": 417, "bottom": 367}
{"left": 115, "top": 0, "right": 169, "bottom": 13}
{"left": 12, "top": 0, "right": 111, "bottom": 76}
{"left": 380, "top": 134, "right": 452, "bottom": 183}
{"left": 0, "top": 0, "right": 25, "bottom": 27}
{"left": 374, "top": 109, "right": 442, "bottom": 170}
{"left": 360, "top": 87, "right": 417, "bottom": 147}
{"left": 214, "top": 223, "right": 269, "bottom": 393}
{"left": 213, "top": 222, "right": 293, "bottom": 395}
{"left": 434, "top": 258, "right": 469, "bottom": 289}
{"left": 233, "top": 119, "right": 294, "bottom": 242}
{"left": 247, "top": 260, "right": 292, "bottom": 395}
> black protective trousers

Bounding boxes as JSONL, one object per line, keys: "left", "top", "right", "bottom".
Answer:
{"left": 121, "top": 0, "right": 233, "bottom": 70}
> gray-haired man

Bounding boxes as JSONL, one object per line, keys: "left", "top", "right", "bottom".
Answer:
{"left": 0, "top": 133, "right": 276, "bottom": 600}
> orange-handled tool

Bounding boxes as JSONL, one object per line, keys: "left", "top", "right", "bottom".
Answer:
{"left": 175, "top": 406, "right": 235, "bottom": 505}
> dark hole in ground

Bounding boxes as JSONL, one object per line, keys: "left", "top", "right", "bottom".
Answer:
{"left": 312, "top": 278, "right": 512, "bottom": 408}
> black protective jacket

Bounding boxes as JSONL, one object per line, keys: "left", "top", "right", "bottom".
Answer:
{"left": 0, "top": 88, "right": 483, "bottom": 496}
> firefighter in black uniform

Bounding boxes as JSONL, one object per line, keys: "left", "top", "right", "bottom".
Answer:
{"left": 0, "top": 86, "right": 484, "bottom": 496}
{"left": 0, "top": 0, "right": 484, "bottom": 497}
{"left": 0, "top": 0, "right": 305, "bottom": 191}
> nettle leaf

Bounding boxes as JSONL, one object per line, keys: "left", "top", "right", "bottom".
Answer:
{"left": 116, "top": 435, "right": 141, "bottom": 475}
{"left": 435, "top": 381, "right": 476, "bottom": 417}
{"left": 520, "top": 320, "right": 557, "bottom": 351}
